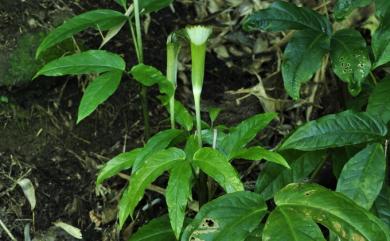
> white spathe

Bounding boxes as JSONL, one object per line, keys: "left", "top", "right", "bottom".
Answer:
{"left": 186, "top": 26, "right": 212, "bottom": 46}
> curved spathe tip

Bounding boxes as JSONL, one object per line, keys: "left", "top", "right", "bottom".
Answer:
{"left": 185, "top": 25, "right": 212, "bottom": 46}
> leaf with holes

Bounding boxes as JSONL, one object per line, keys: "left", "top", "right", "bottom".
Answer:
{"left": 282, "top": 30, "right": 329, "bottom": 100}
{"left": 367, "top": 77, "right": 390, "bottom": 123}
{"left": 220, "top": 112, "right": 277, "bottom": 160}
{"left": 243, "top": 1, "right": 332, "bottom": 35}
{"left": 337, "top": 143, "right": 386, "bottom": 210}
{"left": 132, "top": 129, "right": 183, "bottom": 173}
{"left": 77, "top": 71, "right": 122, "bottom": 123}
{"left": 96, "top": 148, "right": 142, "bottom": 185}
{"left": 330, "top": 29, "right": 371, "bottom": 96}
{"left": 36, "top": 10, "right": 127, "bottom": 58}
{"left": 372, "top": 12, "right": 390, "bottom": 69}
{"left": 263, "top": 207, "right": 326, "bottom": 241}
{"left": 166, "top": 162, "right": 193, "bottom": 239}
{"left": 129, "top": 215, "right": 177, "bottom": 241}
{"left": 234, "top": 146, "right": 290, "bottom": 169}
{"left": 118, "top": 148, "right": 186, "bottom": 228}
{"left": 279, "top": 111, "right": 387, "bottom": 151}
{"left": 34, "top": 50, "right": 125, "bottom": 78}
{"left": 256, "top": 151, "right": 326, "bottom": 200}
{"left": 275, "top": 183, "right": 390, "bottom": 241}
{"left": 334, "top": 0, "right": 372, "bottom": 20}
{"left": 181, "top": 192, "right": 267, "bottom": 241}
{"left": 193, "top": 148, "right": 244, "bottom": 193}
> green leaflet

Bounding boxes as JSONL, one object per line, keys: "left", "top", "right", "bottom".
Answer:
{"left": 96, "top": 148, "right": 142, "bottom": 185}
{"left": 139, "top": 0, "right": 173, "bottom": 14}
{"left": 373, "top": 186, "right": 390, "bottom": 228}
{"left": 282, "top": 30, "right": 329, "bottom": 100}
{"left": 368, "top": 77, "right": 390, "bottom": 124}
{"left": 77, "top": 70, "right": 122, "bottom": 123}
{"left": 244, "top": 226, "right": 263, "bottom": 241}
{"left": 132, "top": 129, "right": 183, "bottom": 173}
{"left": 114, "top": 0, "right": 127, "bottom": 9}
{"left": 279, "top": 111, "right": 387, "bottom": 151}
{"left": 337, "top": 143, "right": 386, "bottom": 210}
{"left": 375, "top": 0, "right": 390, "bottom": 19}
{"left": 34, "top": 50, "right": 125, "bottom": 78}
{"left": 193, "top": 148, "right": 244, "bottom": 193}
{"left": 372, "top": 12, "right": 390, "bottom": 69}
{"left": 243, "top": 1, "right": 332, "bottom": 35}
{"left": 36, "top": 10, "right": 127, "bottom": 58}
{"left": 275, "top": 183, "right": 390, "bottom": 241}
{"left": 263, "top": 207, "right": 326, "bottom": 241}
{"left": 181, "top": 192, "right": 267, "bottom": 241}
{"left": 330, "top": 29, "right": 371, "bottom": 96}
{"left": 130, "top": 64, "right": 174, "bottom": 101}
{"left": 184, "top": 135, "right": 199, "bottom": 162}
{"left": 128, "top": 215, "right": 177, "bottom": 241}
{"left": 334, "top": 0, "right": 372, "bottom": 20}
{"left": 256, "top": 151, "right": 326, "bottom": 200}
{"left": 118, "top": 148, "right": 186, "bottom": 228}
{"left": 166, "top": 162, "right": 193, "bottom": 239}
{"left": 208, "top": 107, "right": 222, "bottom": 124}
{"left": 220, "top": 112, "right": 277, "bottom": 160}
{"left": 234, "top": 146, "right": 290, "bottom": 169}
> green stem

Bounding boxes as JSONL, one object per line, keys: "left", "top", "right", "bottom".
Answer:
{"left": 166, "top": 41, "right": 180, "bottom": 129}
{"left": 133, "top": 0, "right": 144, "bottom": 63}
{"left": 194, "top": 93, "right": 202, "bottom": 147}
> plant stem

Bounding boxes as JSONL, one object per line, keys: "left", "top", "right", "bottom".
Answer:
{"left": 133, "top": 0, "right": 144, "bottom": 63}
{"left": 194, "top": 93, "right": 202, "bottom": 147}
{"left": 166, "top": 40, "right": 180, "bottom": 129}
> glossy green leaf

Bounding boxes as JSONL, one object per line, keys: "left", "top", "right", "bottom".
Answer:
{"left": 132, "top": 129, "right": 183, "bottom": 173}
{"left": 372, "top": 12, "right": 390, "bottom": 69}
{"left": 375, "top": 0, "right": 390, "bottom": 19}
{"left": 36, "top": 10, "right": 127, "bottom": 58}
{"left": 220, "top": 112, "right": 277, "bottom": 160}
{"left": 373, "top": 186, "right": 390, "bottom": 228}
{"left": 208, "top": 107, "right": 222, "bottom": 123}
{"left": 234, "top": 146, "right": 290, "bottom": 169}
{"left": 279, "top": 111, "right": 387, "bottom": 151}
{"left": 114, "top": 0, "right": 127, "bottom": 9}
{"left": 193, "top": 148, "right": 244, "bottom": 193}
{"left": 119, "top": 148, "right": 186, "bottom": 228}
{"left": 96, "top": 148, "right": 142, "bottom": 185}
{"left": 334, "top": 0, "right": 372, "bottom": 20}
{"left": 282, "top": 30, "right": 329, "bottom": 99}
{"left": 34, "top": 50, "right": 125, "bottom": 78}
{"left": 256, "top": 151, "right": 326, "bottom": 200}
{"left": 244, "top": 226, "right": 263, "bottom": 241}
{"left": 201, "top": 128, "right": 227, "bottom": 148}
{"left": 263, "top": 207, "right": 326, "bottom": 241}
{"left": 139, "top": 0, "right": 173, "bottom": 14}
{"left": 166, "top": 162, "right": 193, "bottom": 239}
{"left": 275, "top": 183, "right": 390, "bottom": 241}
{"left": 184, "top": 135, "right": 199, "bottom": 162}
{"left": 77, "top": 71, "right": 122, "bottom": 123}
{"left": 330, "top": 29, "right": 371, "bottom": 96}
{"left": 181, "top": 192, "right": 267, "bottom": 241}
{"left": 243, "top": 1, "right": 332, "bottom": 35}
{"left": 367, "top": 77, "right": 390, "bottom": 123}
{"left": 129, "top": 215, "right": 176, "bottom": 241}
{"left": 171, "top": 100, "right": 194, "bottom": 131}
{"left": 130, "top": 64, "right": 174, "bottom": 100}
{"left": 337, "top": 143, "right": 386, "bottom": 209}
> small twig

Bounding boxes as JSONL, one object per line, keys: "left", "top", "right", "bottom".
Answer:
{"left": 0, "top": 219, "right": 17, "bottom": 241}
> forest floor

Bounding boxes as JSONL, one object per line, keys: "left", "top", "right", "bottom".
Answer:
{"left": 0, "top": 0, "right": 347, "bottom": 240}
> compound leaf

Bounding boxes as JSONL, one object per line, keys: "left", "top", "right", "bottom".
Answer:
{"left": 336, "top": 143, "right": 386, "bottom": 210}
{"left": 243, "top": 1, "right": 331, "bottom": 35}
{"left": 334, "top": 0, "right": 372, "bottom": 20}
{"left": 220, "top": 112, "right": 277, "bottom": 160}
{"left": 132, "top": 129, "right": 183, "bottom": 173}
{"left": 367, "top": 77, "right": 390, "bottom": 123}
{"left": 279, "top": 111, "right": 387, "bottom": 151}
{"left": 263, "top": 207, "right": 326, "bottom": 241}
{"left": 282, "top": 30, "right": 329, "bottom": 100}
{"left": 96, "top": 148, "right": 142, "bottom": 185}
{"left": 181, "top": 192, "right": 267, "bottom": 241}
{"left": 256, "top": 151, "right": 326, "bottom": 200}
{"left": 34, "top": 50, "right": 125, "bottom": 78}
{"left": 77, "top": 70, "right": 122, "bottom": 123}
{"left": 36, "top": 10, "right": 127, "bottom": 58}
{"left": 119, "top": 148, "right": 186, "bottom": 228}
{"left": 193, "top": 148, "right": 244, "bottom": 193}
{"left": 234, "top": 146, "right": 290, "bottom": 169}
{"left": 372, "top": 12, "right": 390, "bottom": 69}
{"left": 166, "top": 162, "right": 193, "bottom": 239}
{"left": 129, "top": 215, "right": 177, "bottom": 241}
{"left": 330, "top": 29, "right": 371, "bottom": 96}
{"left": 275, "top": 183, "right": 390, "bottom": 241}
